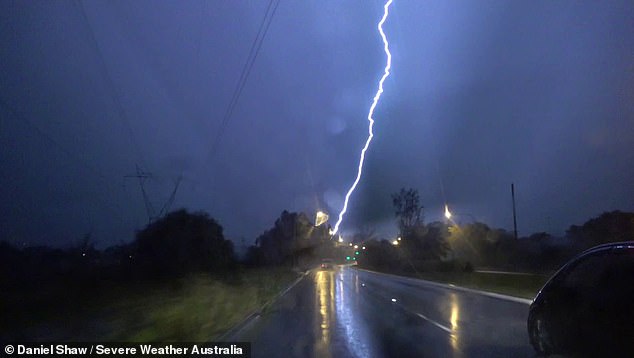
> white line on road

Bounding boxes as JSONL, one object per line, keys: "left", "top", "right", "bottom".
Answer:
{"left": 475, "top": 270, "right": 544, "bottom": 276}
{"left": 354, "top": 268, "right": 533, "bottom": 305}
{"left": 384, "top": 292, "right": 454, "bottom": 334}
{"left": 415, "top": 313, "right": 453, "bottom": 333}
{"left": 354, "top": 277, "right": 455, "bottom": 335}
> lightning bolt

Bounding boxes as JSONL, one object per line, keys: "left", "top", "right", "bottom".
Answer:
{"left": 331, "top": 0, "right": 393, "bottom": 235}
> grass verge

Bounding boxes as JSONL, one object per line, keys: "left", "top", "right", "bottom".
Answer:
{"left": 3, "top": 267, "right": 300, "bottom": 342}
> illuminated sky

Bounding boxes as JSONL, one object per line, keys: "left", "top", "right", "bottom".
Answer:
{"left": 1, "top": 0, "right": 633, "bottom": 247}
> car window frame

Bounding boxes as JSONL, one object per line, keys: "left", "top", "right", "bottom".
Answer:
{"left": 547, "top": 249, "right": 611, "bottom": 291}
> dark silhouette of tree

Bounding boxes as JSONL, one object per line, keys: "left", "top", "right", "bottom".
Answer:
{"left": 400, "top": 221, "right": 450, "bottom": 263}
{"left": 134, "top": 209, "right": 235, "bottom": 276}
{"left": 447, "top": 222, "right": 522, "bottom": 267}
{"left": 391, "top": 189, "right": 448, "bottom": 263}
{"left": 357, "top": 239, "right": 400, "bottom": 270}
{"left": 392, "top": 188, "right": 424, "bottom": 234}
{"left": 0, "top": 241, "right": 23, "bottom": 285}
{"left": 527, "top": 232, "right": 553, "bottom": 242}
{"left": 254, "top": 210, "right": 301, "bottom": 265}
{"left": 252, "top": 210, "right": 330, "bottom": 266}
{"left": 566, "top": 211, "right": 634, "bottom": 248}
{"left": 244, "top": 245, "right": 265, "bottom": 266}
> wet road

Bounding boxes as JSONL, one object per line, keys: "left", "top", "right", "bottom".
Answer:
{"left": 231, "top": 266, "right": 535, "bottom": 358}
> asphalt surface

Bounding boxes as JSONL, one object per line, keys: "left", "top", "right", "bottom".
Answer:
{"left": 231, "top": 266, "right": 536, "bottom": 358}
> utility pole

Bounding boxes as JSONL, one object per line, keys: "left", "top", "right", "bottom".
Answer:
{"left": 511, "top": 183, "right": 518, "bottom": 239}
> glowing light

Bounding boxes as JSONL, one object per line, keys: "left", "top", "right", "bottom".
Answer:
{"left": 362, "top": 246, "right": 366, "bottom": 250}
{"left": 338, "top": 236, "right": 343, "bottom": 243}
{"left": 445, "top": 205, "right": 452, "bottom": 219}
{"left": 315, "top": 210, "right": 329, "bottom": 227}
{"left": 450, "top": 297, "right": 459, "bottom": 331}
{"left": 315, "top": 271, "right": 332, "bottom": 348}
{"left": 391, "top": 298, "right": 397, "bottom": 302}
{"left": 392, "top": 240, "right": 399, "bottom": 246}
{"left": 450, "top": 293, "right": 460, "bottom": 350}
{"left": 354, "top": 245, "right": 359, "bottom": 249}
{"left": 331, "top": 0, "right": 393, "bottom": 235}
{"left": 397, "top": 237, "right": 401, "bottom": 241}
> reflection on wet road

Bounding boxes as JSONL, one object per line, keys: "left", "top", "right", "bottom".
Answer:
{"left": 315, "top": 270, "right": 333, "bottom": 357}
{"left": 232, "top": 266, "right": 534, "bottom": 357}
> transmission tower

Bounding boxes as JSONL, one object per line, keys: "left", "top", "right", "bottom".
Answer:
{"left": 124, "top": 165, "right": 155, "bottom": 224}
{"left": 124, "top": 165, "right": 183, "bottom": 225}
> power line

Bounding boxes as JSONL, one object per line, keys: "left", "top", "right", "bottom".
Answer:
{"left": 74, "top": 0, "right": 148, "bottom": 169}
{"left": 158, "top": 175, "right": 182, "bottom": 218}
{"left": 124, "top": 167, "right": 183, "bottom": 224}
{"left": 124, "top": 165, "right": 156, "bottom": 224}
{"left": 202, "top": 0, "right": 281, "bottom": 168}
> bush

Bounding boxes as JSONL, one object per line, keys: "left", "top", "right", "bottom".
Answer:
{"left": 134, "top": 209, "right": 236, "bottom": 277}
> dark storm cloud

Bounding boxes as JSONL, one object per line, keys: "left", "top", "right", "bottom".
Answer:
{"left": 350, "top": 0, "right": 634, "bottom": 237}
{"left": 1, "top": 0, "right": 633, "bottom": 247}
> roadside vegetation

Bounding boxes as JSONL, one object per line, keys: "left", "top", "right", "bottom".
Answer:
{"left": 3, "top": 189, "right": 632, "bottom": 340}
{"left": 2, "top": 267, "right": 298, "bottom": 342}
{"left": 1, "top": 209, "right": 330, "bottom": 342}
{"left": 352, "top": 188, "right": 634, "bottom": 299}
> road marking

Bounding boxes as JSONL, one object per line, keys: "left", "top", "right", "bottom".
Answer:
{"left": 415, "top": 313, "right": 453, "bottom": 333}
{"left": 475, "top": 270, "right": 544, "bottom": 276}
{"left": 354, "top": 268, "right": 533, "bottom": 305}
{"left": 344, "top": 269, "right": 457, "bottom": 335}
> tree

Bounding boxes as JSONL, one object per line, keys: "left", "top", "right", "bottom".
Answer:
{"left": 254, "top": 210, "right": 322, "bottom": 266}
{"left": 400, "top": 221, "right": 450, "bottom": 263}
{"left": 566, "top": 211, "right": 634, "bottom": 248}
{"left": 357, "top": 239, "right": 400, "bottom": 270}
{"left": 448, "top": 222, "right": 491, "bottom": 263}
{"left": 244, "top": 245, "right": 265, "bottom": 267}
{"left": 392, "top": 188, "right": 424, "bottom": 234}
{"left": 134, "top": 209, "right": 235, "bottom": 276}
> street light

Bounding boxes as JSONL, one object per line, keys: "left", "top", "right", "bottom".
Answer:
{"left": 362, "top": 246, "right": 366, "bottom": 250}
{"left": 444, "top": 205, "right": 477, "bottom": 224}
{"left": 315, "top": 210, "right": 329, "bottom": 227}
{"left": 392, "top": 240, "right": 399, "bottom": 246}
{"left": 354, "top": 245, "right": 359, "bottom": 249}
{"left": 338, "top": 236, "right": 343, "bottom": 243}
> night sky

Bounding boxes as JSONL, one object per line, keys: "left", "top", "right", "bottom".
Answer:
{"left": 1, "top": 0, "right": 633, "bottom": 248}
